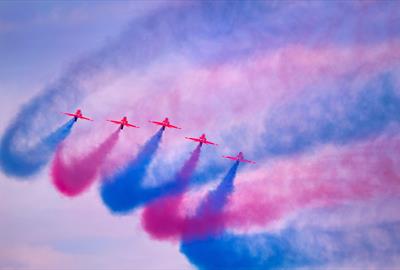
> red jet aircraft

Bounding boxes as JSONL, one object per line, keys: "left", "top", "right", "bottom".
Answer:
{"left": 223, "top": 152, "right": 256, "bottom": 164}
{"left": 107, "top": 116, "right": 139, "bottom": 130}
{"left": 149, "top": 117, "right": 181, "bottom": 130}
{"left": 185, "top": 134, "right": 218, "bottom": 146}
{"left": 64, "top": 109, "right": 93, "bottom": 122}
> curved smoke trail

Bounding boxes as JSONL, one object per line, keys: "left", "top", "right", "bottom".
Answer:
{"left": 100, "top": 128, "right": 165, "bottom": 213}
{"left": 0, "top": 119, "right": 75, "bottom": 178}
{"left": 181, "top": 221, "right": 400, "bottom": 269}
{"left": 51, "top": 130, "right": 120, "bottom": 196}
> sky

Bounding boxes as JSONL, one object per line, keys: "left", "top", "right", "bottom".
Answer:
{"left": 0, "top": 1, "right": 400, "bottom": 269}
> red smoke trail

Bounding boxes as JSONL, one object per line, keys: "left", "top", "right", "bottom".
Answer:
{"left": 51, "top": 130, "right": 120, "bottom": 196}
{"left": 142, "top": 144, "right": 202, "bottom": 241}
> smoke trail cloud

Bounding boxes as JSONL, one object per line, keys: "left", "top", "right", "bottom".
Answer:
{"left": 51, "top": 130, "right": 120, "bottom": 196}
{"left": 100, "top": 128, "right": 164, "bottom": 214}
{"left": 141, "top": 145, "right": 202, "bottom": 241}
{"left": 181, "top": 221, "right": 400, "bottom": 270}
{"left": 141, "top": 147, "right": 243, "bottom": 242}
{"left": 0, "top": 119, "right": 75, "bottom": 178}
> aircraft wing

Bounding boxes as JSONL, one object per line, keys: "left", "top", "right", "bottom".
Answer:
{"left": 167, "top": 124, "right": 181, "bottom": 129}
{"left": 125, "top": 123, "right": 140, "bottom": 128}
{"left": 185, "top": 137, "right": 201, "bottom": 142}
{"left": 150, "top": 121, "right": 163, "bottom": 125}
{"left": 80, "top": 116, "right": 93, "bottom": 121}
{"left": 223, "top": 156, "right": 238, "bottom": 160}
{"left": 150, "top": 121, "right": 181, "bottom": 129}
{"left": 204, "top": 140, "right": 218, "bottom": 146}
{"left": 107, "top": 120, "right": 122, "bottom": 124}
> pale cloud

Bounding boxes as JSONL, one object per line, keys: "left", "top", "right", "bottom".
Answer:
{"left": 0, "top": 171, "right": 193, "bottom": 269}
{"left": 0, "top": 244, "right": 75, "bottom": 270}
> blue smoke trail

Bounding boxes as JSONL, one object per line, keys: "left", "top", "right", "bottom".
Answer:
{"left": 100, "top": 128, "right": 166, "bottom": 214}
{"left": 196, "top": 161, "right": 239, "bottom": 218}
{"left": 0, "top": 119, "right": 75, "bottom": 178}
{"left": 181, "top": 233, "right": 310, "bottom": 270}
{"left": 260, "top": 74, "right": 400, "bottom": 157}
{"left": 181, "top": 221, "right": 400, "bottom": 270}
{"left": 101, "top": 138, "right": 206, "bottom": 216}
{"left": 181, "top": 161, "right": 240, "bottom": 241}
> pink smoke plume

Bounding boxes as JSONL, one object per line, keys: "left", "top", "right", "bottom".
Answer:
{"left": 141, "top": 144, "right": 202, "bottom": 241}
{"left": 224, "top": 135, "right": 400, "bottom": 230}
{"left": 141, "top": 135, "right": 400, "bottom": 241}
{"left": 51, "top": 130, "right": 120, "bottom": 196}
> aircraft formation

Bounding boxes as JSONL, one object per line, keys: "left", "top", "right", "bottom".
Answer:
{"left": 64, "top": 109, "right": 256, "bottom": 164}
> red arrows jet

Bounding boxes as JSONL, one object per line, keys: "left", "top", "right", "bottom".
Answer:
{"left": 149, "top": 117, "right": 181, "bottom": 130}
{"left": 107, "top": 116, "right": 139, "bottom": 130}
{"left": 64, "top": 109, "right": 93, "bottom": 122}
{"left": 223, "top": 152, "right": 256, "bottom": 164}
{"left": 185, "top": 134, "right": 218, "bottom": 146}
